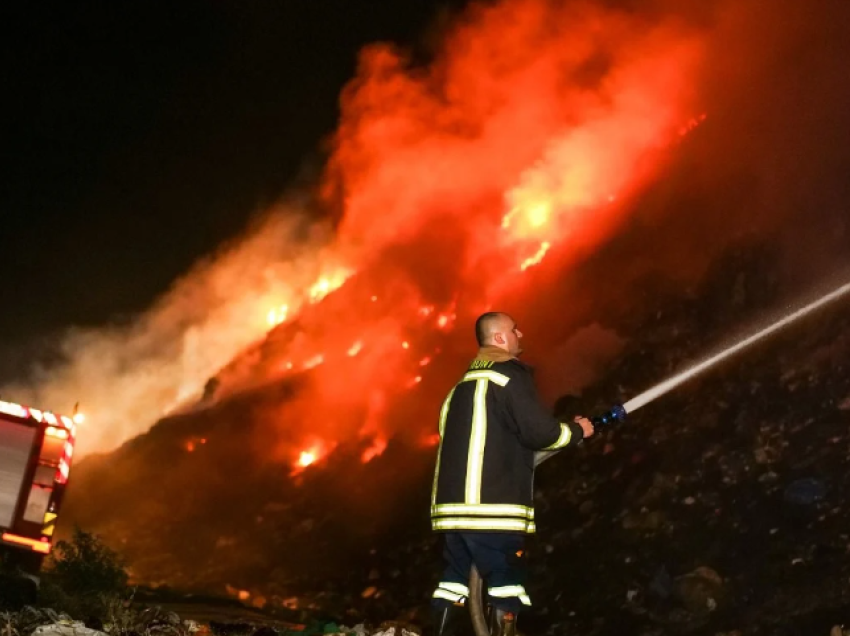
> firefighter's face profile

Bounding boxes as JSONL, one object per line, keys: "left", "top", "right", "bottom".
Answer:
{"left": 507, "top": 321, "right": 523, "bottom": 356}
{"left": 493, "top": 314, "right": 523, "bottom": 356}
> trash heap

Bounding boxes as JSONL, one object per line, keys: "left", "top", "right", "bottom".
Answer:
{"left": 56, "top": 243, "right": 850, "bottom": 635}
{"left": 0, "top": 606, "right": 422, "bottom": 636}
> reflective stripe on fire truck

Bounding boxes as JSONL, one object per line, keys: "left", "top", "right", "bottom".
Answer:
{"left": 543, "top": 423, "right": 572, "bottom": 450}
{"left": 1, "top": 533, "right": 51, "bottom": 553}
{"left": 42, "top": 511, "right": 58, "bottom": 537}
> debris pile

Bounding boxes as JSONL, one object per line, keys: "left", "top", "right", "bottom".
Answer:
{"left": 0, "top": 607, "right": 422, "bottom": 636}
{"left": 58, "top": 243, "right": 850, "bottom": 635}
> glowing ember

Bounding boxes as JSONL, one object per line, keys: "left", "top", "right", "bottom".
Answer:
{"left": 401, "top": 341, "right": 410, "bottom": 350}
{"left": 303, "top": 354, "right": 324, "bottom": 370}
{"left": 422, "top": 433, "right": 440, "bottom": 447}
{"left": 347, "top": 341, "right": 363, "bottom": 356}
{"left": 419, "top": 356, "right": 432, "bottom": 367}
{"left": 520, "top": 241, "right": 551, "bottom": 271}
{"left": 184, "top": 436, "right": 207, "bottom": 453}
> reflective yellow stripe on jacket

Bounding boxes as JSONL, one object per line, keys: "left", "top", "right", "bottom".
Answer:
{"left": 431, "top": 387, "right": 457, "bottom": 507}
{"left": 543, "top": 423, "right": 572, "bottom": 450}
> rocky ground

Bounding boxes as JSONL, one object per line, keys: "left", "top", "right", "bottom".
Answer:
{"left": 57, "top": 244, "right": 850, "bottom": 635}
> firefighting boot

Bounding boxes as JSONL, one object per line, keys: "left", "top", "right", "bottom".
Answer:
{"left": 487, "top": 607, "right": 518, "bottom": 636}
{"left": 432, "top": 602, "right": 466, "bottom": 636}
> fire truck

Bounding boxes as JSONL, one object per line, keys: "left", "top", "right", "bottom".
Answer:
{"left": 0, "top": 399, "right": 78, "bottom": 575}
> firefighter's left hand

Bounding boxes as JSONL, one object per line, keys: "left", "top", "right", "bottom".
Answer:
{"left": 574, "top": 416, "right": 594, "bottom": 438}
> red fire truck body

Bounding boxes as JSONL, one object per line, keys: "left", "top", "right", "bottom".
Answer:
{"left": 0, "top": 400, "right": 77, "bottom": 573}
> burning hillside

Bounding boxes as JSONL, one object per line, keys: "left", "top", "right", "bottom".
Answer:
{"left": 7, "top": 0, "right": 850, "bottom": 465}
{"left": 2, "top": 0, "right": 710, "bottom": 459}
{"left": 61, "top": 240, "right": 850, "bottom": 635}
{"left": 7, "top": 0, "right": 850, "bottom": 631}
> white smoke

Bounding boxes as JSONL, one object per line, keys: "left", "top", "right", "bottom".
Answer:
{"left": 1, "top": 204, "right": 332, "bottom": 456}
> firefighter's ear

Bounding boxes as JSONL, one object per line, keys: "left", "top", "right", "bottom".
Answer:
{"left": 493, "top": 332, "right": 505, "bottom": 344}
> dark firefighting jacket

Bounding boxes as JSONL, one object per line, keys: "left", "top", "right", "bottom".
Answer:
{"left": 431, "top": 346, "right": 584, "bottom": 534}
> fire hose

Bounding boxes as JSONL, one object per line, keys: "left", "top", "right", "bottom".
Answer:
{"left": 466, "top": 405, "right": 627, "bottom": 636}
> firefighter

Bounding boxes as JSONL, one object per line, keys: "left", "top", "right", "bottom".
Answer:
{"left": 430, "top": 312, "right": 594, "bottom": 636}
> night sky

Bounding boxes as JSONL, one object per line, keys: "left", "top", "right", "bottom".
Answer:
{"left": 2, "top": 1, "right": 464, "bottom": 372}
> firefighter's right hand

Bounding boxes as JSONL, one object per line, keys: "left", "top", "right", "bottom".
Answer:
{"left": 574, "top": 416, "right": 594, "bottom": 438}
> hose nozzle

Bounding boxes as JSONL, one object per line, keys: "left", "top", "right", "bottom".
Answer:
{"left": 590, "top": 403, "right": 627, "bottom": 432}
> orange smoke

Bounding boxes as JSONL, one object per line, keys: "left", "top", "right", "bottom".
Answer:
{"left": 6, "top": 0, "right": 708, "bottom": 463}
{"left": 326, "top": 0, "right": 703, "bottom": 281}
{"left": 221, "top": 0, "right": 706, "bottom": 467}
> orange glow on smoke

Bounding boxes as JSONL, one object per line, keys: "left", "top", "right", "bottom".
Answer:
{"left": 205, "top": 0, "right": 707, "bottom": 471}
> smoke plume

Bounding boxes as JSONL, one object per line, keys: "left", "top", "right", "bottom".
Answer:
{"left": 5, "top": 0, "right": 850, "bottom": 463}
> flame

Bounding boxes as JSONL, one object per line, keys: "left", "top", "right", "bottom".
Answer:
{"left": 290, "top": 439, "right": 336, "bottom": 476}
{"left": 361, "top": 436, "right": 388, "bottom": 463}
{"left": 436, "top": 314, "right": 454, "bottom": 330}
{"left": 298, "top": 450, "right": 317, "bottom": 467}
{"left": 520, "top": 241, "right": 552, "bottom": 271}
{"left": 309, "top": 268, "right": 351, "bottom": 303}
{"left": 11, "top": 0, "right": 707, "bottom": 460}
{"left": 267, "top": 304, "right": 289, "bottom": 327}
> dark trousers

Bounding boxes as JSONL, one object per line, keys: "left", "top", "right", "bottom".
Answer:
{"left": 432, "top": 532, "right": 530, "bottom": 614}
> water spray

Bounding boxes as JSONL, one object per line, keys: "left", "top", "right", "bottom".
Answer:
{"left": 621, "top": 279, "right": 850, "bottom": 413}
{"left": 468, "top": 279, "right": 850, "bottom": 636}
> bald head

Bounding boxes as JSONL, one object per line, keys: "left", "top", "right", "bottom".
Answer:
{"left": 475, "top": 312, "right": 523, "bottom": 355}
